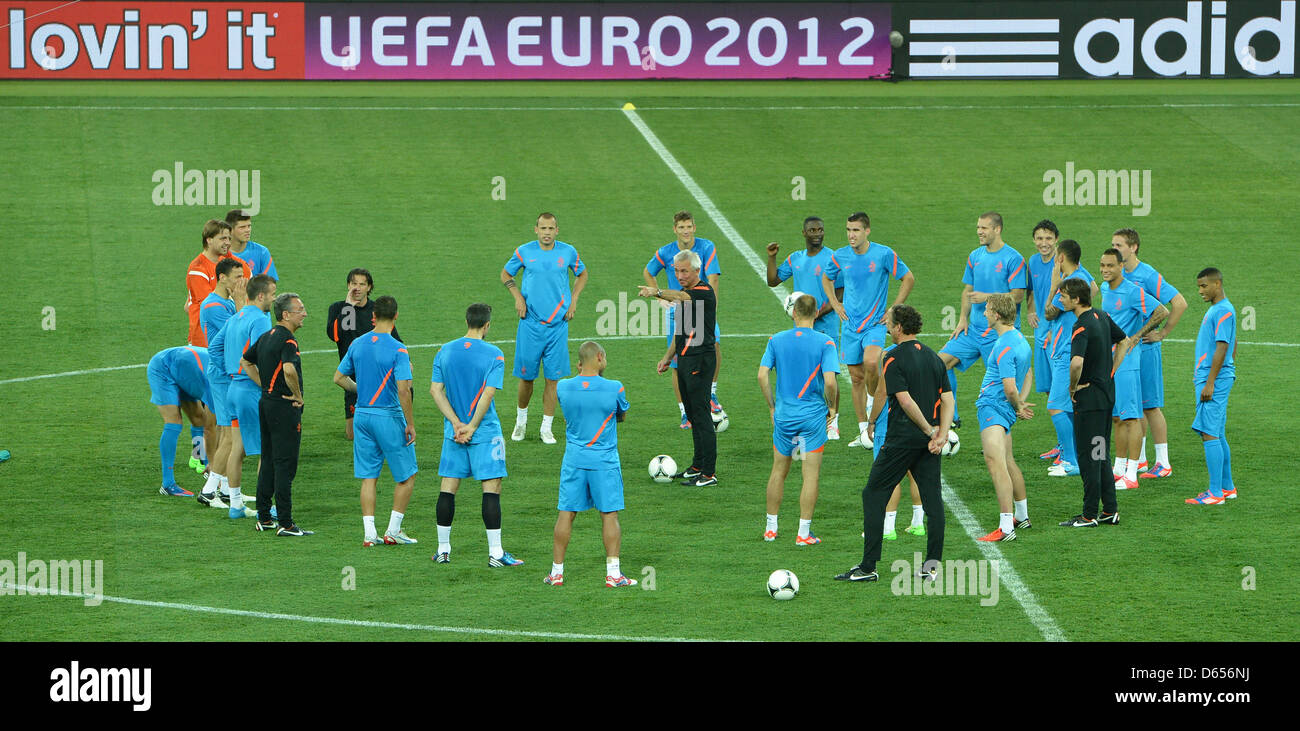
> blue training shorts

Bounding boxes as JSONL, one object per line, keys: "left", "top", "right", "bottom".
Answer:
{"left": 772, "top": 412, "right": 828, "bottom": 457}
{"left": 438, "top": 433, "right": 508, "bottom": 480}
{"left": 813, "top": 314, "right": 841, "bottom": 354}
{"left": 228, "top": 379, "right": 262, "bottom": 456}
{"left": 976, "top": 400, "right": 1016, "bottom": 433}
{"left": 1191, "top": 378, "right": 1233, "bottom": 439}
{"left": 1112, "top": 370, "right": 1142, "bottom": 421}
{"left": 1033, "top": 327, "right": 1053, "bottom": 394}
{"left": 941, "top": 327, "right": 996, "bottom": 372}
{"left": 514, "top": 317, "right": 570, "bottom": 380}
{"left": 841, "top": 321, "right": 887, "bottom": 366}
{"left": 354, "top": 409, "right": 418, "bottom": 482}
{"left": 558, "top": 461, "right": 624, "bottom": 512}
{"left": 208, "top": 378, "right": 233, "bottom": 426}
{"left": 1046, "top": 356, "right": 1074, "bottom": 413}
{"left": 1139, "top": 342, "right": 1165, "bottom": 409}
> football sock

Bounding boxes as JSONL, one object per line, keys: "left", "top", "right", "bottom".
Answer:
{"left": 1220, "top": 438, "right": 1234, "bottom": 491}
{"left": 798, "top": 519, "right": 812, "bottom": 539}
{"left": 1013, "top": 499, "right": 1028, "bottom": 522}
{"left": 999, "top": 513, "right": 1014, "bottom": 534}
{"left": 220, "top": 475, "right": 231, "bottom": 496}
{"left": 387, "top": 510, "right": 404, "bottom": 535}
{"left": 159, "top": 423, "right": 182, "bottom": 485}
{"left": 436, "top": 491, "right": 455, "bottom": 527}
{"left": 482, "top": 493, "right": 502, "bottom": 530}
{"left": 1051, "top": 412, "right": 1077, "bottom": 465}
{"left": 858, "top": 421, "right": 869, "bottom": 437}
{"left": 606, "top": 557, "right": 621, "bottom": 577}
{"left": 832, "top": 413, "right": 840, "bottom": 429}
{"left": 1203, "top": 439, "right": 1224, "bottom": 498}
{"left": 1113, "top": 457, "right": 1126, "bottom": 475}
{"left": 911, "top": 505, "right": 925, "bottom": 527}
{"left": 678, "top": 402, "right": 686, "bottom": 416}
{"left": 551, "top": 562, "right": 564, "bottom": 576}
{"left": 228, "top": 487, "right": 243, "bottom": 509}
{"left": 711, "top": 382, "right": 718, "bottom": 397}
{"left": 883, "top": 511, "right": 897, "bottom": 535}
{"left": 1155, "top": 442, "right": 1170, "bottom": 468}
{"left": 947, "top": 370, "right": 960, "bottom": 422}
{"left": 190, "top": 427, "right": 205, "bottom": 464}
{"left": 201, "top": 471, "right": 221, "bottom": 496}
{"left": 363, "top": 515, "right": 377, "bottom": 541}
{"left": 436, "top": 525, "right": 452, "bottom": 554}
{"left": 540, "top": 415, "right": 554, "bottom": 433}
{"left": 515, "top": 407, "right": 527, "bottom": 424}
{"left": 765, "top": 514, "right": 778, "bottom": 533}
{"left": 1140, "top": 438, "right": 1149, "bottom": 465}
{"left": 486, "top": 529, "right": 504, "bottom": 560}
{"left": 1125, "top": 459, "right": 1139, "bottom": 481}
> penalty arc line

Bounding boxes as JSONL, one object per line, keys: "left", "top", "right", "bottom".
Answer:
{"left": 623, "top": 104, "right": 1068, "bottom": 642}
{"left": 0, "top": 582, "right": 718, "bottom": 642}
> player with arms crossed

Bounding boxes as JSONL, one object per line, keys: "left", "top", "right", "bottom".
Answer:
{"left": 974, "top": 294, "right": 1035, "bottom": 542}
{"left": 333, "top": 295, "right": 418, "bottom": 546}
{"left": 766, "top": 216, "right": 844, "bottom": 438}
{"left": 502, "top": 213, "right": 588, "bottom": 444}
{"left": 644, "top": 210, "right": 725, "bottom": 428}
{"left": 429, "top": 303, "right": 522, "bottom": 567}
{"left": 195, "top": 257, "right": 246, "bottom": 507}
{"left": 938, "top": 212, "right": 1026, "bottom": 431}
{"left": 547, "top": 341, "right": 637, "bottom": 587}
{"left": 1186, "top": 268, "right": 1238, "bottom": 505}
{"left": 758, "top": 294, "right": 840, "bottom": 546}
{"left": 1042, "top": 240, "right": 1099, "bottom": 477}
{"left": 1112, "top": 228, "right": 1189, "bottom": 479}
{"left": 821, "top": 211, "right": 915, "bottom": 449}
{"left": 1024, "top": 220, "right": 1062, "bottom": 460}
{"left": 1098, "top": 248, "right": 1168, "bottom": 491}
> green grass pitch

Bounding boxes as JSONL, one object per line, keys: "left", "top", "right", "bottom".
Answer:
{"left": 0, "top": 78, "right": 1296, "bottom": 641}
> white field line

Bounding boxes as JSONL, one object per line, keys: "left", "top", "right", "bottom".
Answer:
{"left": 1, "top": 334, "right": 1291, "bottom": 386}
{"left": 623, "top": 104, "right": 1068, "bottom": 641}
{"left": 0, "top": 581, "right": 717, "bottom": 642}
{"left": 3, "top": 103, "right": 1299, "bottom": 112}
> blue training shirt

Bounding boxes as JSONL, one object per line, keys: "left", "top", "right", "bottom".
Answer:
{"left": 776, "top": 247, "right": 841, "bottom": 330}
{"left": 431, "top": 337, "right": 505, "bottom": 444}
{"left": 646, "top": 239, "right": 721, "bottom": 291}
{"left": 557, "top": 374, "right": 629, "bottom": 469}
{"left": 160, "top": 346, "right": 211, "bottom": 402}
{"left": 821, "top": 242, "right": 910, "bottom": 335}
{"left": 977, "top": 329, "right": 1033, "bottom": 408}
{"left": 224, "top": 304, "right": 272, "bottom": 382}
{"left": 1101, "top": 278, "right": 1150, "bottom": 373}
{"left": 503, "top": 240, "right": 586, "bottom": 326}
{"left": 760, "top": 327, "right": 840, "bottom": 423}
{"left": 234, "top": 241, "right": 277, "bottom": 280}
{"left": 1123, "top": 261, "right": 1180, "bottom": 358}
{"left": 200, "top": 293, "right": 236, "bottom": 387}
{"left": 1027, "top": 252, "right": 1056, "bottom": 332}
{"left": 1046, "top": 267, "right": 1095, "bottom": 362}
{"left": 1195, "top": 298, "right": 1236, "bottom": 383}
{"left": 963, "top": 243, "right": 1028, "bottom": 334}
{"left": 339, "top": 331, "right": 411, "bottom": 415}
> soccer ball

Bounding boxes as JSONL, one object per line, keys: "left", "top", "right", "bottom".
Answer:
{"left": 767, "top": 569, "right": 799, "bottom": 600}
{"left": 712, "top": 410, "right": 729, "bottom": 433}
{"left": 648, "top": 454, "right": 677, "bottom": 483}
{"left": 783, "top": 291, "right": 806, "bottom": 318}
{"left": 941, "top": 430, "right": 960, "bottom": 457}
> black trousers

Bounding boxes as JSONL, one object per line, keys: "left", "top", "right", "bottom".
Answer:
{"left": 257, "top": 398, "right": 302, "bottom": 525}
{"left": 676, "top": 350, "right": 717, "bottom": 476}
{"left": 1073, "top": 407, "right": 1116, "bottom": 518}
{"left": 862, "top": 441, "right": 944, "bottom": 572}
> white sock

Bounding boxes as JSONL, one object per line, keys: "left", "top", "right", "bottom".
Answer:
{"left": 711, "top": 381, "right": 718, "bottom": 396}
{"left": 798, "top": 518, "right": 812, "bottom": 539}
{"left": 867, "top": 394, "right": 875, "bottom": 414}
{"left": 832, "top": 413, "right": 840, "bottom": 428}
{"left": 858, "top": 421, "right": 869, "bottom": 436}
{"left": 678, "top": 402, "right": 686, "bottom": 416}
{"left": 201, "top": 471, "right": 221, "bottom": 495}
{"left": 1140, "top": 438, "right": 1149, "bottom": 464}
{"left": 436, "top": 524, "right": 451, "bottom": 554}
{"left": 1155, "top": 442, "right": 1170, "bottom": 467}
{"left": 363, "top": 515, "right": 377, "bottom": 540}
{"left": 606, "top": 557, "right": 621, "bottom": 577}
{"left": 229, "top": 488, "right": 243, "bottom": 509}
{"left": 883, "top": 511, "right": 897, "bottom": 534}
{"left": 1013, "top": 499, "right": 1028, "bottom": 521}
{"left": 911, "top": 505, "right": 924, "bottom": 526}
{"left": 541, "top": 415, "right": 554, "bottom": 433}
{"left": 1125, "top": 460, "right": 1139, "bottom": 481}
{"left": 765, "top": 513, "right": 778, "bottom": 532}
{"left": 516, "top": 407, "right": 528, "bottom": 424}
{"left": 486, "top": 528, "right": 503, "bottom": 559}
{"left": 999, "top": 512, "right": 1014, "bottom": 534}
{"left": 1114, "top": 457, "right": 1127, "bottom": 476}
{"left": 551, "top": 562, "right": 564, "bottom": 576}
{"left": 387, "top": 510, "right": 403, "bottom": 535}
{"left": 220, "top": 475, "right": 231, "bottom": 496}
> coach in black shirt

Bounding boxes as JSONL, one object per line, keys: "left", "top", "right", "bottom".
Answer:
{"left": 242, "top": 292, "right": 313, "bottom": 537}
{"left": 639, "top": 249, "right": 719, "bottom": 487}
{"left": 326, "top": 268, "right": 401, "bottom": 440}
{"left": 1057, "top": 278, "right": 1131, "bottom": 528}
{"left": 836, "top": 305, "right": 953, "bottom": 583}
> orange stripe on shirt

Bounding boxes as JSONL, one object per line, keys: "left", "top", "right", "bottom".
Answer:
{"left": 1197, "top": 352, "right": 1208, "bottom": 368}
{"left": 881, "top": 356, "right": 895, "bottom": 378}
{"left": 796, "top": 365, "right": 821, "bottom": 399}
{"left": 704, "top": 249, "right": 716, "bottom": 271}
{"left": 1071, "top": 326, "right": 1085, "bottom": 341}
{"left": 995, "top": 345, "right": 1011, "bottom": 365}
{"left": 586, "top": 412, "right": 616, "bottom": 446}
{"left": 185, "top": 346, "right": 204, "bottom": 372}
{"left": 1155, "top": 274, "right": 1163, "bottom": 299}
{"left": 202, "top": 301, "right": 226, "bottom": 310}
{"left": 1214, "top": 312, "right": 1233, "bottom": 335}
{"left": 856, "top": 301, "right": 881, "bottom": 333}
{"left": 541, "top": 299, "right": 565, "bottom": 324}
{"left": 465, "top": 381, "right": 487, "bottom": 422}
{"left": 1006, "top": 260, "right": 1025, "bottom": 284}
{"left": 933, "top": 398, "right": 941, "bottom": 419}
{"left": 332, "top": 319, "right": 339, "bottom": 343}
{"left": 368, "top": 368, "right": 393, "bottom": 405}
{"left": 238, "top": 338, "right": 250, "bottom": 373}
{"left": 267, "top": 362, "right": 284, "bottom": 393}
{"left": 891, "top": 252, "right": 899, "bottom": 278}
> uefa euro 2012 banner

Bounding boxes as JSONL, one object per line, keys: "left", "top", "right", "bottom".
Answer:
{"left": 1, "top": 1, "right": 893, "bottom": 79}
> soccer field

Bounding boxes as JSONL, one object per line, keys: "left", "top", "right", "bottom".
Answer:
{"left": 1, "top": 78, "right": 1296, "bottom": 642}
